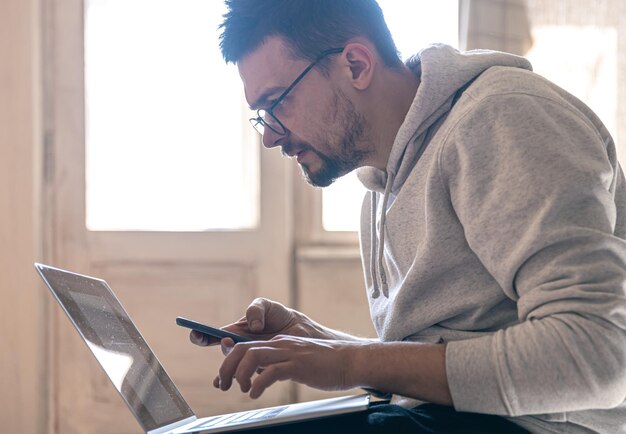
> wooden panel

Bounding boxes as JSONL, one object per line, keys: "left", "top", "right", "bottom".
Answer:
{"left": 298, "top": 256, "right": 374, "bottom": 338}
{"left": 296, "top": 255, "right": 376, "bottom": 402}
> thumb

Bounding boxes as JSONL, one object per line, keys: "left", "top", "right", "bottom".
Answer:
{"left": 246, "top": 298, "right": 271, "bottom": 333}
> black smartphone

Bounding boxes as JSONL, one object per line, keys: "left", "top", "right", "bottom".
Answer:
{"left": 176, "top": 316, "right": 252, "bottom": 343}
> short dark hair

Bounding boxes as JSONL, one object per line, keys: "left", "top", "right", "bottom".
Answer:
{"left": 218, "top": 0, "right": 402, "bottom": 70}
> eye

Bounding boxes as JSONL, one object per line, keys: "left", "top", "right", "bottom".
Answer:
{"left": 272, "top": 95, "right": 292, "bottom": 113}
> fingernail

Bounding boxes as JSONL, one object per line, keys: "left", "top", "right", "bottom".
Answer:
{"left": 251, "top": 320, "right": 262, "bottom": 331}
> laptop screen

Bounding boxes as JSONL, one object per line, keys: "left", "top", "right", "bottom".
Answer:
{"left": 36, "top": 264, "right": 195, "bottom": 432}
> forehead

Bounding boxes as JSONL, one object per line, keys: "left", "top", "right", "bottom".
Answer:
{"left": 238, "top": 36, "right": 308, "bottom": 109}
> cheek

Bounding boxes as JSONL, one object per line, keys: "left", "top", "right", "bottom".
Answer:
{"left": 308, "top": 96, "right": 344, "bottom": 136}
{"left": 284, "top": 112, "right": 325, "bottom": 145}
{"left": 320, "top": 94, "right": 342, "bottom": 127}
{"left": 284, "top": 88, "right": 340, "bottom": 150}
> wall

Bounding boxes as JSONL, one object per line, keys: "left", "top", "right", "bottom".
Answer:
{"left": 0, "top": 0, "right": 46, "bottom": 432}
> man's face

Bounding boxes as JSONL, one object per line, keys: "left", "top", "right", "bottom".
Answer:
{"left": 238, "top": 37, "right": 371, "bottom": 187}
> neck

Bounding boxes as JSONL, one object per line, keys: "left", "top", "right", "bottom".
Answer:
{"left": 366, "top": 65, "right": 420, "bottom": 171}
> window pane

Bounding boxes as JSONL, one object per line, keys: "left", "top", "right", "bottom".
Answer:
{"left": 323, "top": 0, "right": 459, "bottom": 232}
{"left": 85, "top": 0, "right": 258, "bottom": 231}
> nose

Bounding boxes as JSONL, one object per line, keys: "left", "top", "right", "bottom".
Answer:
{"left": 261, "top": 128, "right": 284, "bottom": 149}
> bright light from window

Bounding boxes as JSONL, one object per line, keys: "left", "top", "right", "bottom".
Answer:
{"left": 85, "top": 0, "right": 259, "bottom": 231}
{"left": 322, "top": 0, "right": 459, "bottom": 232}
{"left": 526, "top": 26, "right": 618, "bottom": 149}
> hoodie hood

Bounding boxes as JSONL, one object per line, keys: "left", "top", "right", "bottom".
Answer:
{"left": 358, "top": 44, "right": 532, "bottom": 298}
{"left": 358, "top": 44, "right": 532, "bottom": 193}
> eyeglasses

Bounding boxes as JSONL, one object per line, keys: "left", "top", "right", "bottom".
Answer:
{"left": 249, "top": 47, "right": 345, "bottom": 136}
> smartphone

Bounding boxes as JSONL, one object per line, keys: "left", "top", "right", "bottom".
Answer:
{"left": 176, "top": 316, "right": 252, "bottom": 343}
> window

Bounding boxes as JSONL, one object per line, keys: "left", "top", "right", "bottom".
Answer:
{"left": 84, "top": 0, "right": 459, "bottom": 234}
{"left": 85, "top": 0, "right": 259, "bottom": 231}
{"left": 322, "top": 0, "right": 459, "bottom": 232}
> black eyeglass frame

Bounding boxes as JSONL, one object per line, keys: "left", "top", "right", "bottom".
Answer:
{"left": 249, "top": 47, "right": 345, "bottom": 136}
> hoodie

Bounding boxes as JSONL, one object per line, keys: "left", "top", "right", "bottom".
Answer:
{"left": 357, "top": 44, "right": 626, "bottom": 433}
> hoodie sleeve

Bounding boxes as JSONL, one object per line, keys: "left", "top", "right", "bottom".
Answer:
{"left": 440, "top": 91, "right": 626, "bottom": 416}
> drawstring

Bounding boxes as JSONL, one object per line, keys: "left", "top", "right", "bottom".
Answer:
{"left": 370, "top": 192, "right": 380, "bottom": 298}
{"left": 370, "top": 174, "right": 394, "bottom": 299}
{"left": 378, "top": 179, "right": 392, "bottom": 297}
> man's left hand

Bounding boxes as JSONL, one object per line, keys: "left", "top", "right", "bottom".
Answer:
{"left": 214, "top": 336, "right": 363, "bottom": 399}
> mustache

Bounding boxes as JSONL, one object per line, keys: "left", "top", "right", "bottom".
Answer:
{"left": 281, "top": 142, "right": 314, "bottom": 158}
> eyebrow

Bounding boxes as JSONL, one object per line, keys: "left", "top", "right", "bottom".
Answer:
{"left": 249, "top": 86, "right": 285, "bottom": 111}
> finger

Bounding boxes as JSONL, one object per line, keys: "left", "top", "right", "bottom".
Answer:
{"left": 220, "top": 337, "right": 235, "bottom": 356}
{"left": 218, "top": 342, "right": 253, "bottom": 391}
{"left": 249, "top": 362, "right": 293, "bottom": 399}
{"left": 234, "top": 347, "right": 288, "bottom": 393}
{"left": 190, "top": 330, "right": 220, "bottom": 347}
{"left": 246, "top": 298, "right": 271, "bottom": 333}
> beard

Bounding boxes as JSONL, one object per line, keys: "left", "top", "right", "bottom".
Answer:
{"left": 283, "top": 89, "right": 370, "bottom": 187}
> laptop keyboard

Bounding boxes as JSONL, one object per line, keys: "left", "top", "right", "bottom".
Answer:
{"left": 183, "top": 405, "right": 288, "bottom": 431}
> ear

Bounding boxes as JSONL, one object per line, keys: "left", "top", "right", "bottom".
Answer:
{"left": 341, "top": 42, "right": 376, "bottom": 91}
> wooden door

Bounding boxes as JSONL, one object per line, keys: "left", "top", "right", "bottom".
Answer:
{"left": 44, "top": 1, "right": 294, "bottom": 432}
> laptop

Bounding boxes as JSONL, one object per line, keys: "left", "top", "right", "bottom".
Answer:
{"left": 35, "top": 263, "right": 370, "bottom": 433}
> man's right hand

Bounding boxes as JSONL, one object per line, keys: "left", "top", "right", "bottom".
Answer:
{"left": 189, "top": 297, "right": 327, "bottom": 348}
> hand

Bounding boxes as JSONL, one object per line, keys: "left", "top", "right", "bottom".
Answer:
{"left": 214, "top": 336, "right": 362, "bottom": 399}
{"left": 190, "top": 298, "right": 327, "bottom": 348}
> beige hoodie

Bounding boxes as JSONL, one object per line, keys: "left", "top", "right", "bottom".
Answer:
{"left": 357, "top": 44, "right": 626, "bottom": 433}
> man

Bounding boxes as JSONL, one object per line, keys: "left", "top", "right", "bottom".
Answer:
{"left": 189, "top": 1, "right": 626, "bottom": 432}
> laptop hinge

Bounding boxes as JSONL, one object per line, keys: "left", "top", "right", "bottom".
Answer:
{"left": 147, "top": 416, "right": 198, "bottom": 434}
